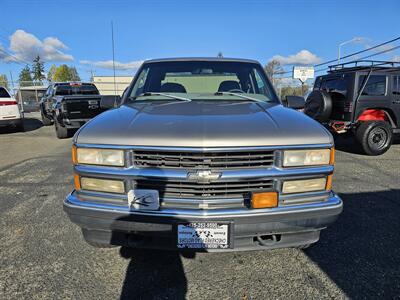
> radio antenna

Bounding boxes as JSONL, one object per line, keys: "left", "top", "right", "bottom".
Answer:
{"left": 111, "top": 21, "right": 117, "bottom": 96}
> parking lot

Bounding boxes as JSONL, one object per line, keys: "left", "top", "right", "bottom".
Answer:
{"left": 0, "top": 112, "right": 399, "bottom": 299}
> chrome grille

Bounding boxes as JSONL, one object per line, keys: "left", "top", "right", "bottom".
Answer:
{"left": 133, "top": 150, "right": 275, "bottom": 170}
{"left": 135, "top": 179, "right": 274, "bottom": 202}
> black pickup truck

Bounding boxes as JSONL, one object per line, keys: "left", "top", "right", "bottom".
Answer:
{"left": 40, "top": 83, "right": 105, "bottom": 138}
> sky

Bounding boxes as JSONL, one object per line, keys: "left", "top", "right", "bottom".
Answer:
{"left": 0, "top": 0, "right": 399, "bottom": 83}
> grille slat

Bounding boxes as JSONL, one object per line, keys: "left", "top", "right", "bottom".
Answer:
{"left": 133, "top": 150, "right": 275, "bottom": 170}
{"left": 136, "top": 179, "right": 274, "bottom": 200}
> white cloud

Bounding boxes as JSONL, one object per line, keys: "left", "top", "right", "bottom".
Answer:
{"left": 271, "top": 50, "right": 322, "bottom": 66}
{"left": 393, "top": 55, "right": 400, "bottom": 62}
{"left": 80, "top": 59, "right": 144, "bottom": 70}
{"left": 1, "top": 29, "right": 73, "bottom": 63}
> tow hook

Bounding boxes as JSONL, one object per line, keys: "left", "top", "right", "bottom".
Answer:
{"left": 255, "top": 234, "right": 281, "bottom": 246}
{"left": 331, "top": 122, "right": 347, "bottom": 134}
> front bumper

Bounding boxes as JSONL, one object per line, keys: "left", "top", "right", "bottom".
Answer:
{"left": 64, "top": 191, "right": 342, "bottom": 251}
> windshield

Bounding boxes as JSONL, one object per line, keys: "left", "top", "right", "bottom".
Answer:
{"left": 128, "top": 61, "right": 278, "bottom": 102}
{"left": 55, "top": 84, "right": 99, "bottom": 96}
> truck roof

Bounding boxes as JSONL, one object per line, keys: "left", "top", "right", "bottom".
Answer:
{"left": 144, "top": 57, "right": 260, "bottom": 64}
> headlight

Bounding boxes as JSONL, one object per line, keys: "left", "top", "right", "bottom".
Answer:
{"left": 73, "top": 146, "right": 124, "bottom": 166}
{"left": 282, "top": 178, "right": 327, "bottom": 194}
{"left": 283, "top": 148, "right": 333, "bottom": 167}
{"left": 79, "top": 177, "right": 125, "bottom": 194}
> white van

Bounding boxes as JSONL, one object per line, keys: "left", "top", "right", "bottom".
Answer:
{"left": 0, "top": 87, "right": 23, "bottom": 131}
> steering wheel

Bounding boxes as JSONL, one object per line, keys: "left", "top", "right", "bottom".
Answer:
{"left": 228, "top": 89, "right": 245, "bottom": 93}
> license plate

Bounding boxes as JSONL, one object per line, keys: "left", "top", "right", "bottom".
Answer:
{"left": 177, "top": 222, "right": 231, "bottom": 249}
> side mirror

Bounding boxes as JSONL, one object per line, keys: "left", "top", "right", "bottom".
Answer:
{"left": 100, "top": 95, "right": 121, "bottom": 109}
{"left": 285, "top": 95, "right": 305, "bottom": 109}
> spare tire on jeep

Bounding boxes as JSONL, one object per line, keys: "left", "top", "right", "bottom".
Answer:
{"left": 304, "top": 90, "right": 333, "bottom": 122}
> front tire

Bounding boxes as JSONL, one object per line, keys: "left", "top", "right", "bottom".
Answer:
{"left": 355, "top": 121, "right": 393, "bottom": 155}
{"left": 54, "top": 117, "right": 71, "bottom": 139}
{"left": 41, "top": 109, "right": 53, "bottom": 126}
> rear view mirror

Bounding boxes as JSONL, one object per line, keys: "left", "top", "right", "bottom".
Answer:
{"left": 100, "top": 95, "right": 121, "bottom": 109}
{"left": 285, "top": 95, "right": 305, "bottom": 110}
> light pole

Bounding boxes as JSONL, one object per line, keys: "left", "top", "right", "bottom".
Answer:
{"left": 338, "top": 37, "right": 363, "bottom": 64}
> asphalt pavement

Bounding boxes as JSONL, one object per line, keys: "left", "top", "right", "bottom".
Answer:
{"left": 0, "top": 113, "right": 399, "bottom": 299}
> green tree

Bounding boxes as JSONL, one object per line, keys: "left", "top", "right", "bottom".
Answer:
{"left": 53, "top": 65, "right": 72, "bottom": 82}
{"left": 52, "top": 65, "right": 81, "bottom": 82}
{"left": 32, "top": 55, "right": 45, "bottom": 84}
{"left": 47, "top": 64, "right": 57, "bottom": 82}
{"left": 0, "top": 74, "right": 9, "bottom": 90}
{"left": 19, "top": 65, "right": 33, "bottom": 87}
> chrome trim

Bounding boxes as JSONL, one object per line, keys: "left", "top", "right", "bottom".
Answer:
{"left": 74, "top": 165, "right": 334, "bottom": 180}
{"left": 65, "top": 191, "right": 342, "bottom": 218}
{"left": 74, "top": 143, "right": 333, "bottom": 152}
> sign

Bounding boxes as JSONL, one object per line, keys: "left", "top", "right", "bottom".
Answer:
{"left": 293, "top": 66, "right": 314, "bottom": 82}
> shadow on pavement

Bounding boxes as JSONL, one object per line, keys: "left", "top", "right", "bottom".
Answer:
{"left": 0, "top": 117, "right": 43, "bottom": 134}
{"left": 119, "top": 247, "right": 190, "bottom": 299}
{"left": 306, "top": 189, "right": 400, "bottom": 298}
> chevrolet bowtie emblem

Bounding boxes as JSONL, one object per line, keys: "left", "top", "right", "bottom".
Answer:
{"left": 187, "top": 170, "right": 221, "bottom": 182}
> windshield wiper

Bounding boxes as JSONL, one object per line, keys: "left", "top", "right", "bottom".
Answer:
{"left": 214, "top": 91, "right": 265, "bottom": 102}
{"left": 130, "top": 92, "right": 191, "bottom": 102}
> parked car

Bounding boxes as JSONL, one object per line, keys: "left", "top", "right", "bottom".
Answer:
{"left": 303, "top": 60, "right": 400, "bottom": 155}
{"left": 0, "top": 86, "right": 24, "bottom": 131}
{"left": 40, "top": 82, "right": 105, "bottom": 139}
{"left": 64, "top": 58, "right": 342, "bottom": 251}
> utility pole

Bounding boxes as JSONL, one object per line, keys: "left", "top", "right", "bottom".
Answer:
{"left": 111, "top": 21, "right": 117, "bottom": 96}
{"left": 9, "top": 70, "right": 15, "bottom": 95}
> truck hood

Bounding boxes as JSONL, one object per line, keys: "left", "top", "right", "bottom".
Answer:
{"left": 75, "top": 101, "right": 333, "bottom": 147}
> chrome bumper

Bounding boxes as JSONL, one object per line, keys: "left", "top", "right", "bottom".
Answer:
{"left": 64, "top": 192, "right": 342, "bottom": 251}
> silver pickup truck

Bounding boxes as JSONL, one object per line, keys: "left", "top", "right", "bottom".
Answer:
{"left": 64, "top": 58, "right": 342, "bottom": 251}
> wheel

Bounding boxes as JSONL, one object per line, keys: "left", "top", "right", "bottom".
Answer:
{"left": 54, "top": 117, "right": 71, "bottom": 139}
{"left": 355, "top": 121, "right": 393, "bottom": 155}
{"left": 41, "top": 109, "right": 53, "bottom": 126}
{"left": 304, "top": 90, "right": 333, "bottom": 122}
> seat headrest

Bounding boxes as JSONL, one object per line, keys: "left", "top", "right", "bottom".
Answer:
{"left": 218, "top": 80, "right": 241, "bottom": 92}
{"left": 160, "top": 82, "right": 187, "bottom": 93}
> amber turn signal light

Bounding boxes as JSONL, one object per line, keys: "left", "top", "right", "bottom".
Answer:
{"left": 326, "top": 175, "right": 333, "bottom": 191}
{"left": 251, "top": 191, "right": 278, "bottom": 209}
{"left": 72, "top": 145, "right": 77, "bottom": 165}
{"left": 74, "top": 174, "right": 81, "bottom": 191}
{"left": 330, "top": 148, "right": 335, "bottom": 165}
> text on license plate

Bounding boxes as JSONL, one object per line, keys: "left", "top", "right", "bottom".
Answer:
{"left": 177, "top": 222, "right": 230, "bottom": 249}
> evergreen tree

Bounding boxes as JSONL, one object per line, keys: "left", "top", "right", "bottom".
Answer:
{"left": 32, "top": 55, "right": 45, "bottom": 84}
{"left": 19, "top": 65, "right": 33, "bottom": 87}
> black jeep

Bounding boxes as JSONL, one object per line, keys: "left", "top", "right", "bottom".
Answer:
{"left": 303, "top": 60, "right": 400, "bottom": 155}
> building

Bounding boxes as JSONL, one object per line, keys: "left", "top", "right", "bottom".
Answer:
{"left": 92, "top": 76, "right": 133, "bottom": 96}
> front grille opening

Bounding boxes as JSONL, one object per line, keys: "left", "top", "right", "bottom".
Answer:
{"left": 135, "top": 179, "right": 274, "bottom": 201}
{"left": 133, "top": 150, "right": 275, "bottom": 170}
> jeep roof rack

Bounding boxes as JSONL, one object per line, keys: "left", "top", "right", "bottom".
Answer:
{"left": 328, "top": 60, "right": 400, "bottom": 73}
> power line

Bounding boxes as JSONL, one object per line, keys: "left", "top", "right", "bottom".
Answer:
{"left": 314, "top": 36, "right": 400, "bottom": 67}
{"left": 358, "top": 45, "right": 400, "bottom": 60}
{"left": 277, "top": 36, "right": 400, "bottom": 75}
